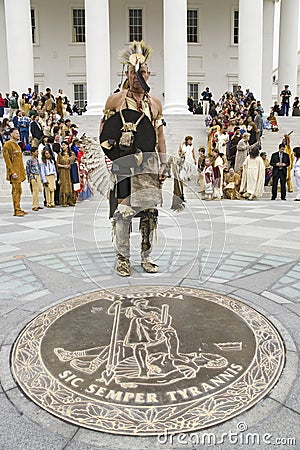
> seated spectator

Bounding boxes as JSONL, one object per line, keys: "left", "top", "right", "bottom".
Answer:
{"left": 267, "top": 112, "right": 279, "bottom": 132}
{"left": 223, "top": 167, "right": 241, "bottom": 200}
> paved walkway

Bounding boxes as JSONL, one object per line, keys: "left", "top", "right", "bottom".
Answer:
{"left": 0, "top": 169, "right": 299, "bottom": 448}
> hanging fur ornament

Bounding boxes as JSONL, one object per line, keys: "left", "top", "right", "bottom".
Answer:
{"left": 80, "top": 134, "right": 114, "bottom": 195}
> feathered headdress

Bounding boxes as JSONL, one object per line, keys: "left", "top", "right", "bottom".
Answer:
{"left": 119, "top": 40, "right": 152, "bottom": 72}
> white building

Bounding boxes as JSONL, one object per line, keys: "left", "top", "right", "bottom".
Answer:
{"left": 0, "top": 0, "right": 299, "bottom": 115}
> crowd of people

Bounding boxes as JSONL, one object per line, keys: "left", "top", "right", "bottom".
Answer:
{"left": 1, "top": 81, "right": 300, "bottom": 221}
{"left": 182, "top": 84, "right": 300, "bottom": 203}
{"left": 171, "top": 130, "right": 300, "bottom": 205}
{"left": 1, "top": 87, "right": 92, "bottom": 217}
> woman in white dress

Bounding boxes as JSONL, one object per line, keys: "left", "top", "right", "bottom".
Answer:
{"left": 178, "top": 135, "right": 197, "bottom": 182}
{"left": 293, "top": 147, "right": 300, "bottom": 201}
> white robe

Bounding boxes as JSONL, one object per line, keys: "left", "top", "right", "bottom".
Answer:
{"left": 240, "top": 155, "right": 265, "bottom": 198}
{"left": 180, "top": 143, "right": 197, "bottom": 181}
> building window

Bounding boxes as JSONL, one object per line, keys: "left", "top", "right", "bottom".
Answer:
{"left": 233, "top": 10, "right": 239, "bottom": 44}
{"left": 34, "top": 84, "right": 39, "bottom": 94}
{"left": 188, "top": 83, "right": 199, "bottom": 104}
{"left": 72, "top": 9, "right": 85, "bottom": 43}
{"left": 129, "top": 9, "right": 143, "bottom": 42}
{"left": 73, "top": 83, "right": 87, "bottom": 109}
{"left": 232, "top": 84, "right": 238, "bottom": 94}
{"left": 31, "top": 8, "right": 36, "bottom": 44}
{"left": 187, "top": 10, "right": 198, "bottom": 43}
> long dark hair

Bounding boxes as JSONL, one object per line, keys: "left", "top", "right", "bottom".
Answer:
{"left": 61, "top": 140, "right": 72, "bottom": 156}
{"left": 41, "top": 148, "right": 54, "bottom": 165}
{"left": 293, "top": 147, "right": 300, "bottom": 160}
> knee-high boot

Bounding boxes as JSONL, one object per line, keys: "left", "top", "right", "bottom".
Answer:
{"left": 139, "top": 208, "right": 158, "bottom": 273}
{"left": 112, "top": 205, "right": 135, "bottom": 276}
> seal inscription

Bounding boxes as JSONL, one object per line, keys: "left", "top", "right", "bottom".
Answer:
{"left": 11, "top": 286, "right": 285, "bottom": 435}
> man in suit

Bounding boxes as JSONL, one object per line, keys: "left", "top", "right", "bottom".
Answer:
{"left": 30, "top": 114, "right": 43, "bottom": 147}
{"left": 270, "top": 143, "right": 290, "bottom": 200}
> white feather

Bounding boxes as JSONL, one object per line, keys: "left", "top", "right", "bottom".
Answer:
{"left": 80, "top": 135, "right": 114, "bottom": 194}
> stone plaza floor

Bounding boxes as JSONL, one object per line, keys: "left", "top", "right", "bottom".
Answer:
{"left": 0, "top": 165, "right": 299, "bottom": 449}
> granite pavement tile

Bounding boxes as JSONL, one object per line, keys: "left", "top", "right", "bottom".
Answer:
{"left": 0, "top": 392, "right": 69, "bottom": 450}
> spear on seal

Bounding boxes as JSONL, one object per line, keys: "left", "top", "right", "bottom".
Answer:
{"left": 101, "top": 301, "right": 121, "bottom": 385}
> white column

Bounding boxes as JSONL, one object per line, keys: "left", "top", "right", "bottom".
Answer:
{"left": 262, "top": 0, "right": 275, "bottom": 110}
{"left": 4, "top": 0, "right": 34, "bottom": 94}
{"left": 163, "top": 0, "right": 189, "bottom": 114}
{"left": 238, "top": 0, "right": 263, "bottom": 100}
{"left": 85, "top": 0, "right": 110, "bottom": 116}
{"left": 0, "top": 0, "right": 9, "bottom": 93}
{"left": 278, "top": 0, "right": 299, "bottom": 100}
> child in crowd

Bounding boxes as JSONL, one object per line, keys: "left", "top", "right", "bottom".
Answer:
{"left": 26, "top": 147, "right": 43, "bottom": 211}
{"left": 203, "top": 157, "right": 214, "bottom": 200}
{"left": 197, "top": 147, "right": 206, "bottom": 194}
{"left": 39, "top": 148, "right": 57, "bottom": 208}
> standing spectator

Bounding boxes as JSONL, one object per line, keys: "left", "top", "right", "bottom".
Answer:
{"left": 187, "top": 96, "right": 195, "bottom": 113}
{"left": 254, "top": 110, "right": 263, "bottom": 139}
{"left": 19, "top": 93, "right": 27, "bottom": 115}
{"left": 77, "top": 143, "right": 92, "bottom": 201}
{"left": 212, "top": 149, "right": 224, "bottom": 199}
{"left": 12, "top": 110, "right": 22, "bottom": 130}
{"left": 44, "top": 135, "right": 56, "bottom": 160}
{"left": 4, "top": 93, "right": 10, "bottom": 117}
{"left": 178, "top": 135, "right": 197, "bottom": 182}
{"left": 280, "top": 84, "right": 292, "bottom": 116}
{"left": 244, "top": 88, "right": 255, "bottom": 103}
{"left": 9, "top": 91, "right": 19, "bottom": 119}
{"left": 234, "top": 132, "right": 250, "bottom": 173}
{"left": 260, "top": 152, "right": 272, "bottom": 186}
{"left": 0, "top": 118, "right": 12, "bottom": 145}
{"left": 39, "top": 148, "right": 57, "bottom": 208}
{"left": 61, "top": 119, "right": 71, "bottom": 140}
{"left": 201, "top": 87, "right": 212, "bottom": 116}
{"left": 247, "top": 121, "right": 259, "bottom": 145}
{"left": 197, "top": 147, "right": 206, "bottom": 193}
{"left": 30, "top": 114, "right": 44, "bottom": 147}
{"left": 53, "top": 133, "right": 61, "bottom": 156}
{"left": 203, "top": 157, "right": 214, "bottom": 200}
{"left": 292, "top": 147, "right": 300, "bottom": 201}
{"left": 282, "top": 133, "right": 294, "bottom": 193}
{"left": 240, "top": 146, "right": 265, "bottom": 200}
{"left": 0, "top": 93, "right": 5, "bottom": 118}
{"left": 26, "top": 87, "right": 33, "bottom": 103}
{"left": 292, "top": 97, "right": 300, "bottom": 116}
{"left": 270, "top": 143, "right": 290, "bottom": 201}
{"left": 215, "top": 127, "right": 229, "bottom": 155}
{"left": 3, "top": 128, "right": 27, "bottom": 216}
{"left": 57, "top": 141, "right": 76, "bottom": 207}
{"left": 38, "top": 135, "right": 48, "bottom": 163}
{"left": 26, "top": 147, "right": 43, "bottom": 211}
{"left": 228, "top": 127, "right": 241, "bottom": 169}
{"left": 18, "top": 111, "right": 31, "bottom": 150}
{"left": 207, "top": 118, "right": 221, "bottom": 155}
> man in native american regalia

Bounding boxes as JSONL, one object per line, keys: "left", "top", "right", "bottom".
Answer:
{"left": 99, "top": 41, "right": 168, "bottom": 277}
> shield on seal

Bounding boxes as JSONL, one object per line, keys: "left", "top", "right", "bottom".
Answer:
{"left": 100, "top": 109, "right": 156, "bottom": 162}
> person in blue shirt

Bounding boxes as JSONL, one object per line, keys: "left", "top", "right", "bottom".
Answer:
{"left": 18, "top": 112, "right": 31, "bottom": 149}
